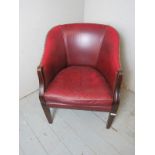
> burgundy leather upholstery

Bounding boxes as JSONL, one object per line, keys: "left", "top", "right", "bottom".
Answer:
{"left": 62, "top": 24, "right": 105, "bottom": 66}
{"left": 39, "top": 23, "right": 121, "bottom": 111}
{"left": 44, "top": 66, "right": 112, "bottom": 105}
{"left": 40, "top": 26, "right": 67, "bottom": 88}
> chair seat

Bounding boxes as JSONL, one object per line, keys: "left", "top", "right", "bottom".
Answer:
{"left": 44, "top": 66, "right": 113, "bottom": 107}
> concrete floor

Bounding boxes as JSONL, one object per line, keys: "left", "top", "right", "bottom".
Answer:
{"left": 19, "top": 89, "right": 135, "bottom": 155}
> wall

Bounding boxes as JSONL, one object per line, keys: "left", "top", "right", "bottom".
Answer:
{"left": 20, "top": 0, "right": 135, "bottom": 98}
{"left": 84, "top": 0, "right": 135, "bottom": 91}
{"left": 19, "top": 0, "right": 84, "bottom": 98}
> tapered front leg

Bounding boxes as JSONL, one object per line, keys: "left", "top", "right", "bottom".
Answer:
{"left": 40, "top": 102, "right": 53, "bottom": 123}
{"left": 37, "top": 66, "right": 53, "bottom": 124}
{"left": 106, "top": 112, "right": 116, "bottom": 129}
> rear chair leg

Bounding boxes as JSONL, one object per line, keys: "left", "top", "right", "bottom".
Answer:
{"left": 106, "top": 112, "right": 116, "bottom": 129}
{"left": 40, "top": 102, "right": 53, "bottom": 123}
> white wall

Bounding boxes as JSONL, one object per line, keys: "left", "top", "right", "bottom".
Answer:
{"left": 84, "top": 0, "right": 135, "bottom": 91}
{"left": 20, "top": 0, "right": 134, "bottom": 98}
{"left": 19, "top": 0, "right": 84, "bottom": 98}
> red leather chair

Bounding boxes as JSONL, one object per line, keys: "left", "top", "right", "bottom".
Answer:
{"left": 37, "top": 23, "right": 123, "bottom": 129}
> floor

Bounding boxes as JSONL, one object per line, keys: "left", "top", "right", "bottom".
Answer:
{"left": 19, "top": 89, "right": 135, "bottom": 155}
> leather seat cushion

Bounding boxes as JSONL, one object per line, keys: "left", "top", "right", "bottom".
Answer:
{"left": 44, "top": 66, "right": 113, "bottom": 106}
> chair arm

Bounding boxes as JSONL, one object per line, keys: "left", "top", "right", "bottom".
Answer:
{"left": 96, "top": 25, "right": 121, "bottom": 92}
{"left": 37, "top": 66, "right": 45, "bottom": 102}
{"left": 113, "top": 71, "right": 123, "bottom": 103}
{"left": 38, "top": 26, "right": 67, "bottom": 89}
{"left": 97, "top": 63, "right": 121, "bottom": 93}
{"left": 111, "top": 70, "right": 123, "bottom": 113}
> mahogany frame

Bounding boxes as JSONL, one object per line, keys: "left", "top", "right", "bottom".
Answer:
{"left": 106, "top": 71, "right": 123, "bottom": 128}
{"left": 37, "top": 66, "right": 123, "bottom": 129}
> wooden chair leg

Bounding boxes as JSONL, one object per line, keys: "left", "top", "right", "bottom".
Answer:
{"left": 40, "top": 102, "right": 53, "bottom": 124}
{"left": 106, "top": 112, "right": 116, "bottom": 129}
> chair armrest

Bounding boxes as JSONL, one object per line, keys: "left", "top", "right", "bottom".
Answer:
{"left": 113, "top": 70, "right": 123, "bottom": 104}
{"left": 97, "top": 62, "right": 121, "bottom": 93}
{"left": 96, "top": 25, "right": 121, "bottom": 92}
{"left": 37, "top": 66, "right": 45, "bottom": 101}
{"left": 109, "top": 70, "right": 123, "bottom": 113}
{"left": 38, "top": 26, "right": 67, "bottom": 90}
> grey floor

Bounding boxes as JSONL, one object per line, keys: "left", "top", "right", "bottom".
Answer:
{"left": 19, "top": 89, "right": 135, "bottom": 155}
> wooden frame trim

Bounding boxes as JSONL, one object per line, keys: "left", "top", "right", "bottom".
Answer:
{"left": 106, "top": 70, "right": 123, "bottom": 128}
{"left": 112, "top": 70, "right": 123, "bottom": 113}
{"left": 37, "top": 66, "right": 45, "bottom": 103}
{"left": 37, "top": 66, "right": 53, "bottom": 123}
{"left": 37, "top": 66, "right": 123, "bottom": 128}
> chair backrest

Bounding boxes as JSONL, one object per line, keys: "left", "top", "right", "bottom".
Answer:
{"left": 46, "top": 23, "right": 120, "bottom": 68}
{"left": 61, "top": 23, "right": 105, "bottom": 66}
